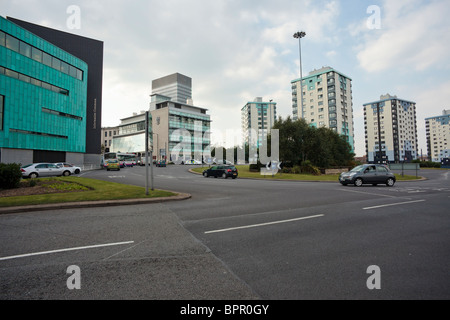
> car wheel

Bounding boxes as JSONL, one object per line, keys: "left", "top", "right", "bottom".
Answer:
{"left": 354, "top": 178, "right": 363, "bottom": 187}
{"left": 29, "top": 172, "right": 38, "bottom": 179}
{"left": 386, "top": 178, "right": 395, "bottom": 187}
{"left": 63, "top": 170, "right": 71, "bottom": 176}
{"left": 203, "top": 172, "right": 208, "bottom": 177}
{"left": 222, "top": 173, "right": 227, "bottom": 179}
{"left": 75, "top": 169, "right": 80, "bottom": 174}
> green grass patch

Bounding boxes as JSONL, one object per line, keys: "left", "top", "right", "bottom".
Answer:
{"left": 0, "top": 176, "right": 176, "bottom": 208}
{"left": 192, "top": 165, "right": 420, "bottom": 182}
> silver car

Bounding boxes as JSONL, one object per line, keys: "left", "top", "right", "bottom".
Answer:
{"left": 339, "top": 164, "right": 396, "bottom": 187}
{"left": 55, "top": 162, "right": 81, "bottom": 175}
{"left": 21, "top": 163, "right": 70, "bottom": 179}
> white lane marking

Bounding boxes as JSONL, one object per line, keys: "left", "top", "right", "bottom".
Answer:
{"left": 363, "top": 200, "right": 425, "bottom": 211}
{"left": 338, "top": 188, "right": 408, "bottom": 199}
{"left": 205, "top": 214, "right": 324, "bottom": 234}
{"left": 0, "top": 241, "right": 135, "bottom": 261}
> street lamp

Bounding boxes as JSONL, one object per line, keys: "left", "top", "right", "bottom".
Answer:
{"left": 293, "top": 31, "right": 306, "bottom": 119}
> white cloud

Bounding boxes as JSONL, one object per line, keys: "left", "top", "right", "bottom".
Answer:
{"left": 357, "top": 0, "right": 450, "bottom": 73}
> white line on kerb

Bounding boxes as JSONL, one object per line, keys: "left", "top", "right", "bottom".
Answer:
{"left": 363, "top": 200, "right": 426, "bottom": 210}
{"left": 0, "top": 241, "right": 135, "bottom": 261}
{"left": 205, "top": 214, "right": 324, "bottom": 234}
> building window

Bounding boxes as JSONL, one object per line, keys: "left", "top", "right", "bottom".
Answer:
{"left": 1, "top": 31, "right": 84, "bottom": 81}
{"left": 5, "top": 34, "right": 19, "bottom": 51}
{"left": 0, "top": 66, "right": 69, "bottom": 96}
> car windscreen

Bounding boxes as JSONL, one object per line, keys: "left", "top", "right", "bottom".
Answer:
{"left": 350, "top": 165, "right": 365, "bottom": 172}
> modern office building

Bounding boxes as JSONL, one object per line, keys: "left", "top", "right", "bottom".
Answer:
{"left": 151, "top": 73, "right": 192, "bottom": 105}
{"left": 110, "top": 73, "right": 211, "bottom": 162}
{"left": 425, "top": 110, "right": 450, "bottom": 163}
{"left": 111, "top": 111, "right": 148, "bottom": 155}
{"left": 6, "top": 16, "right": 104, "bottom": 165}
{"left": 150, "top": 94, "right": 210, "bottom": 162}
{"left": 291, "top": 66, "right": 354, "bottom": 151}
{"left": 364, "top": 94, "right": 418, "bottom": 163}
{"left": 0, "top": 16, "right": 95, "bottom": 165}
{"left": 241, "top": 97, "right": 277, "bottom": 147}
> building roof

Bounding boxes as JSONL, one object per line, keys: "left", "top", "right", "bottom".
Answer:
{"left": 291, "top": 66, "right": 352, "bottom": 83}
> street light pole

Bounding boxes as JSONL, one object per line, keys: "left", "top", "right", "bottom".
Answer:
{"left": 145, "top": 111, "right": 149, "bottom": 195}
{"left": 294, "top": 31, "right": 306, "bottom": 119}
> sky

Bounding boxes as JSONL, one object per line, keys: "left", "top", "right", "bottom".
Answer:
{"left": 2, "top": 0, "right": 450, "bottom": 157}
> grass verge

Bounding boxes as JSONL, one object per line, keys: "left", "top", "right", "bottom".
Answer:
{"left": 0, "top": 176, "right": 176, "bottom": 208}
{"left": 191, "top": 165, "right": 421, "bottom": 181}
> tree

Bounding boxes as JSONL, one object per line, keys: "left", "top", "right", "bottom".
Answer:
{"left": 273, "top": 116, "right": 354, "bottom": 168}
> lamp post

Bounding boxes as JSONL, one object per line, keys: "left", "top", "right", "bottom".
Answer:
{"left": 293, "top": 31, "right": 306, "bottom": 119}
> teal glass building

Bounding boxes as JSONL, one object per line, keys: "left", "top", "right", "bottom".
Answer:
{"left": 0, "top": 16, "right": 89, "bottom": 164}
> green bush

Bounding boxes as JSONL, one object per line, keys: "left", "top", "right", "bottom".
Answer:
{"left": 249, "top": 161, "right": 264, "bottom": 172}
{"left": 281, "top": 167, "right": 292, "bottom": 174}
{"left": 0, "top": 163, "right": 23, "bottom": 189}
{"left": 300, "top": 160, "right": 321, "bottom": 176}
{"left": 412, "top": 160, "right": 441, "bottom": 168}
{"left": 292, "top": 165, "right": 301, "bottom": 174}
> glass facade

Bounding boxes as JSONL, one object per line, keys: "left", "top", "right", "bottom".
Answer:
{"left": 0, "top": 16, "right": 88, "bottom": 154}
{"left": 169, "top": 109, "right": 211, "bottom": 154}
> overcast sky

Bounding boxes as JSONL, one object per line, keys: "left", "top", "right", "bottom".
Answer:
{"left": 2, "top": 0, "right": 450, "bottom": 157}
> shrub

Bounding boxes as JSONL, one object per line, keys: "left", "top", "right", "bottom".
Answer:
{"left": 249, "top": 161, "right": 264, "bottom": 172}
{"left": 292, "top": 165, "right": 301, "bottom": 174}
{"left": 300, "top": 160, "right": 321, "bottom": 176}
{"left": 412, "top": 160, "right": 441, "bottom": 168}
{"left": 0, "top": 163, "right": 23, "bottom": 189}
{"left": 281, "top": 167, "right": 292, "bottom": 174}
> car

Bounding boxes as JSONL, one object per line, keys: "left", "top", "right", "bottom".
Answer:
{"left": 21, "top": 163, "right": 69, "bottom": 179}
{"left": 156, "top": 160, "right": 166, "bottom": 167}
{"left": 105, "top": 159, "right": 120, "bottom": 171}
{"left": 213, "top": 159, "right": 233, "bottom": 165}
{"left": 55, "top": 162, "right": 81, "bottom": 175}
{"left": 184, "top": 159, "right": 202, "bottom": 165}
{"left": 339, "top": 164, "right": 396, "bottom": 187}
{"left": 203, "top": 165, "right": 238, "bottom": 179}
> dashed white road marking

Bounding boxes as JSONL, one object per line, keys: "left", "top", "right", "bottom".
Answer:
{"left": 0, "top": 241, "right": 135, "bottom": 261}
{"left": 363, "top": 200, "right": 426, "bottom": 210}
{"left": 205, "top": 214, "right": 324, "bottom": 234}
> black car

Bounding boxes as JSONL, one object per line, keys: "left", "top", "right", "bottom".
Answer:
{"left": 203, "top": 165, "right": 238, "bottom": 179}
{"left": 339, "top": 164, "right": 396, "bottom": 187}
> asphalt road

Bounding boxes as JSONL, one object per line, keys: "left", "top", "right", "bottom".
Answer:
{"left": 0, "top": 165, "right": 449, "bottom": 300}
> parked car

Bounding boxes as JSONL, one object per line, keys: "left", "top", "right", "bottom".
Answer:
{"left": 203, "top": 165, "right": 238, "bottom": 179}
{"left": 21, "top": 163, "right": 69, "bottom": 179}
{"left": 105, "top": 159, "right": 120, "bottom": 171}
{"left": 55, "top": 163, "right": 81, "bottom": 175}
{"left": 184, "top": 159, "right": 202, "bottom": 165}
{"left": 156, "top": 160, "right": 166, "bottom": 167}
{"left": 339, "top": 164, "right": 396, "bottom": 187}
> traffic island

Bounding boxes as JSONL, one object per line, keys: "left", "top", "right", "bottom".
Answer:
{"left": 0, "top": 176, "right": 190, "bottom": 214}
